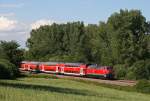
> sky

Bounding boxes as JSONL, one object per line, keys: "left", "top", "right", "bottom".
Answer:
{"left": 0, "top": 0, "right": 149, "bottom": 48}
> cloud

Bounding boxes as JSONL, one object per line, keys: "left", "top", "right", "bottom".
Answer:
{"left": 0, "top": 3, "right": 24, "bottom": 8}
{"left": 0, "top": 18, "right": 67, "bottom": 48}
{"left": 0, "top": 16, "right": 17, "bottom": 31}
{"left": 0, "top": 16, "right": 29, "bottom": 48}
{"left": 31, "top": 19, "right": 56, "bottom": 29}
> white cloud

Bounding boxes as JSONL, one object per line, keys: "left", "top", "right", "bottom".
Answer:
{"left": 31, "top": 19, "right": 56, "bottom": 29}
{"left": 0, "top": 18, "right": 67, "bottom": 48}
{"left": 0, "top": 16, "right": 29, "bottom": 48}
{"left": 0, "top": 16, "right": 17, "bottom": 31}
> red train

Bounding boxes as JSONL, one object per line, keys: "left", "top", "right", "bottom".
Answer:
{"left": 20, "top": 61, "right": 114, "bottom": 79}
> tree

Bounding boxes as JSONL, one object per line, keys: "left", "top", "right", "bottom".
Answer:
{"left": 26, "top": 22, "right": 87, "bottom": 62}
{"left": 0, "top": 41, "right": 24, "bottom": 67}
{"left": 0, "top": 59, "right": 17, "bottom": 79}
{"left": 0, "top": 41, "right": 24, "bottom": 79}
{"left": 0, "top": 44, "right": 7, "bottom": 59}
{"left": 106, "top": 9, "right": 149, "bottom": 65}
{"left": 84, "top": 24, "right": 99, "bottom": 63}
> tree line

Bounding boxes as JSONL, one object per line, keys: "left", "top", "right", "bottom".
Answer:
{"left": 25, "top": 9, "right": 150, "bottom": 79}
{"left": 0, "top": 9, "right": 150, "bottom": 79}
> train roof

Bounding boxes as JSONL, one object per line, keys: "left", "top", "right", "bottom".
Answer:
{"left": 21, "top": 61, "right": 112, "bottom": 68}
{"left": 41, "top": 62, "right": 85, "bottom": 66}
{"left": 40, "top": 62, "right": 62, "bottom": 65}
{"left": 21, "top": 61, "right": 40, "bottom": 64}
{"left": 21, "top": 61, "right": 86, "bottom": 66}
{"left": 63, "top": 63, "right": 85, "bottom": 67}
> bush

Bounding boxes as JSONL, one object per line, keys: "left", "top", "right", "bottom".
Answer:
{"left": 145, "top": 59, "right": 150, "bottom": 79}
{"left": 114, "top": 64, "right": 127, "bottom": 79}
{"left": 126, "top": 70, "right": 136, "bottom": 80}
{"left": 135, "top": 80, "right": 150, "bottom": 94}
{"left": 0, "top": 59, "right": 18, "bottom": 79}
{"left": 130, "top": 60, "right": 150, "bottom": 80}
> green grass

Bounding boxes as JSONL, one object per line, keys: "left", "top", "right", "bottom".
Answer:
{"left": 0, "top": 77, "right": 150, "bottom": 101}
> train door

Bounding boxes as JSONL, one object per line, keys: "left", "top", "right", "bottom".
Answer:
{"left": 56, "top": 66, "right": 59, "bottom": 73}
{"left": 60, "top": 67, "right": 64, "bottom": 74}
{"left": 42, "top": 65, "right": 45, "bottom": 71}
{"left": 80, "top": 68, "right": 84, "bottom": 75}
{"left": 28, "top": 64, "right": 31, "bottom": 71}
{"left": 22, "top": 64, "right": 26, "bottom": 70}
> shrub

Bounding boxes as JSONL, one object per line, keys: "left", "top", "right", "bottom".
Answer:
{"left": 0, "top": 59, "right": 18, "bottom": 79}
{"left": 126, "top": 70, "right": 135, "bottom": 80}
{"left": 135, "top": 80, "right": 150, "bottom": 94}
{"left": 145, "top": 59, "right": 150, "bottom": 80}
{"left": 114, "top": 64, "right": 127, "bottom": 79}
{"left": 130, "top": 60, "right": 150, "bottom": 80}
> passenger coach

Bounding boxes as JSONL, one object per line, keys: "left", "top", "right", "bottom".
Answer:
{"left": 20, "top": 61, "right": 114, "bottom": 79}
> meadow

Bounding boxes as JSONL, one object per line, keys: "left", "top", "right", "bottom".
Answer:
{"left": 0, "top": 77, "right": 150, "bottom": 101}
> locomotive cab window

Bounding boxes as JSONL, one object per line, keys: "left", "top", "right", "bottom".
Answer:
{"left": 88, "top": 64, "right": 101, "bottom": 69}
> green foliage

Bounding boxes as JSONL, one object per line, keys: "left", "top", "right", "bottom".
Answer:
{"left": 25, "top": 9, "right": 150, "bottom": 80}
{"left": 26, "top": 22, "right": 87, "bottom": 62}
{"left": 0, "top": 45, "right": 7, "bottom": 59}
{"left": 107, "top": 9, "right": 148, "bottom": 65}
{"left": 47, "top": 55, "right": 85, "bottom": 62}
{"left": 129, "top": 60, "right": 150, "bottom": 80}
{"left": 135, "top": 80, "right": 150, "bottom": 94}
{"left": 0, "top": 59, "right": 17, "bottom": 79}
{"left": 0, "top": 41, "right": 24, "bottom": 79}
{"left": 84, "top": 24, "right": 100, "bottom": 63}
{"left": 114, "top": 64, "right": 127, "bottom": 79}
{"left": 125, "top": 70, "right": 135, "bottom": 80}
{"left": 0, "top": 41, "right": 24, "bottom": 67}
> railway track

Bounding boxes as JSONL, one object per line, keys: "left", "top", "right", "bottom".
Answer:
{"left": 55, "top": 74, "right": 137, "bottom": 86}
{"left": 21, "top": 71, "right": 137, "bottom": 86}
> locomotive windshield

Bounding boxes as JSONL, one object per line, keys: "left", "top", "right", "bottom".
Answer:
{"left": 88, "top": 64, "right": 113, "bottom": 70}
{"left": 88, "top": 64, "right": 101, "bottom": 69}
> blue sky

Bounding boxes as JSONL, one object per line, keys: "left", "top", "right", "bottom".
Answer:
{"left": 0, "top": 0, "right": 149, "bottom": 48}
